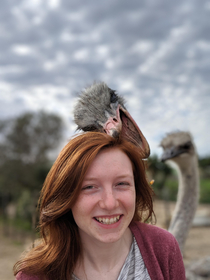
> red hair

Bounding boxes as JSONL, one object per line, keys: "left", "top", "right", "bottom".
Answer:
{"left": 14, "top": 132, "right": 154, "bottom": 280}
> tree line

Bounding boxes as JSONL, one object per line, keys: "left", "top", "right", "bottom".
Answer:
{"left": 0, "top": 111, "right": 64, "bottom": 234}
{"left": 0, "top": 111, "right": 209, "bottom": 236}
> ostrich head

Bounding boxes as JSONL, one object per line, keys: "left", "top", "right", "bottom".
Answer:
{"left": 160, "top": 131, "right": 196, "bottom": 167}
{"left": 73, "top": 82, "right": 150, "bottom": 158}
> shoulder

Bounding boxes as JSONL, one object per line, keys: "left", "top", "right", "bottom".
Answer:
{"left": 130, "top": 221, "right": 176, "bottom": 248}
{"left": 130, "top": 222, "right": 186, "bottom": 280}
{"left": 15, "top": 272, "right": 41, "bottom": 280}
{"left": 130, "top": 221, "right": 169, "bottom": 237}
{"left": 130, "top": 221, "right": 181, "bottom": 257}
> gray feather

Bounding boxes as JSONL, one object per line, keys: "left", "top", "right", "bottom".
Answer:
{"left": 74, "top": 82, "right": 125, "bottom": 132}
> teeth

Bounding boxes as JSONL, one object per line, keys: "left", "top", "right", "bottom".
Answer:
{"left": 95, "top": 215, "right": 120, "bottom": 225}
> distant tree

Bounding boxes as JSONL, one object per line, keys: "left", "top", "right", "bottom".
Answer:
{"left": 5, "top": 111, "right": 63, "bottom": 163}
{"left": 0, "top": 111, "right": 64, "bottom": 232}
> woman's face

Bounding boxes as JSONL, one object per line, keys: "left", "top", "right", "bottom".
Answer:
{"left": 72, "top": 147, "right": 136, "bottom": 245}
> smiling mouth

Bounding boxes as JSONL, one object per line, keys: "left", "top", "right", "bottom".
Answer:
{"left": 94, "top": 215, "right": 121, "bottom": 225}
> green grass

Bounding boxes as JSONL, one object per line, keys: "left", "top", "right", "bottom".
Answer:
{"left": 200, "top": 178, "right": 210, "bottom": 203}
{"left": 153, "top": 178, "right": 210, "bottom": 204}
{"left": 0, "top": 216, "right": 33, "bottom": 231}
{"left": 12, "top": 217, "right": 32, "bottom": 231}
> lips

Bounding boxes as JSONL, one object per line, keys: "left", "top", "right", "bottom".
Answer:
{"left": 94, "top": 215, "right": 121, "bottom": 225}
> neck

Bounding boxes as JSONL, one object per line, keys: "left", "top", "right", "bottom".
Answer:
{"left": 168, "top": 155, "right": 199, "bottom": 254}
{"left": 74, "top": 228, "right": 133, "bottom": 279}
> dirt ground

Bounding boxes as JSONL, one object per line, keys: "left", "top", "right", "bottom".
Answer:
{"left": 0, "top": 200, "right": 210, "bottom": 280}
{"left": 0, "top": 228, "right": 33, "bottom": 280}
{"left": 153, "top": 200, "right": 210, "bottom": 267}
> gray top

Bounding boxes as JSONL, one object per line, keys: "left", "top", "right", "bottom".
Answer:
{"left": 72, "top": 237, "right": 151, "bottom": 280}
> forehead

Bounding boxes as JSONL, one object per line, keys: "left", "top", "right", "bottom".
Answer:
{"left": 86, "top": 147, "right": 133, "bottom": 174}
{"left": 97, "top": 147, "right": 130, "bottom": 160}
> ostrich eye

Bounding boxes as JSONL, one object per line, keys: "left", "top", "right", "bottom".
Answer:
{"left": 82, "top": 125, "right": 98, "bottom": 132}
{"left": 180, "top": 141, "right": 191, "bottom": 150}
{"left": 109, "top": 89, "right": 118, "bottom": 103}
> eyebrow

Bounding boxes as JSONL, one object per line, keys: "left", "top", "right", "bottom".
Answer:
{"left": 83, "top": 174, "right": 134, "bottom": 182}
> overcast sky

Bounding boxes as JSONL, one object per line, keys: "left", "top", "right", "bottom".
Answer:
{"left": 0, "top": 0, "right": 210, "bottom": 157}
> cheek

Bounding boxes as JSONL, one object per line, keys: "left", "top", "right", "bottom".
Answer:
{"left": 123, "top": 189, "right": 136, "bottom": 211}
{"left": 71, "top": 205, "right": 87, "bottom": 230}
{"left": 71, "top": 199, "right": 83, "bottom": 222}
{"left": 72, "top": 196, "right": 95, "bottom": 220}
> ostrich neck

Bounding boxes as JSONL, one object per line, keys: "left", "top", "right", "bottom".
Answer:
{"left": 168, "top": 155, "right": 199, "bottom": 254}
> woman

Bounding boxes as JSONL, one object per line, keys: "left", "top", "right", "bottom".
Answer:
{"left": 14, "top": 132, "right": 185, "bottom": 280}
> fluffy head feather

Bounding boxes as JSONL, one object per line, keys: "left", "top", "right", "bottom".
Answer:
{"left": 73, "top": 82, "right": 150, "bottom": 158}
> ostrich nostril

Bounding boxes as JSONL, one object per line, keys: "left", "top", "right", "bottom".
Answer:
{"left": 113, "top": 118, "right": 118, "bottom": 123}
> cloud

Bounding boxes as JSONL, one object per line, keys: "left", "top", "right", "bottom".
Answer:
{"left": 0, "top": 0, "right": 210, "bottom": 157}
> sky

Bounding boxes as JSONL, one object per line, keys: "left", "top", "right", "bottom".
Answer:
{"left": 0, "top": 0, "right": 210, "bottom": 158}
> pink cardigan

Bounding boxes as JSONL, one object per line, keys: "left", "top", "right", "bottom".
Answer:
{"left": 130, "top": 222, "right": 186, "bottom": 279}
{"left": 16, "top": 222, "right": 186, "bottom": 280}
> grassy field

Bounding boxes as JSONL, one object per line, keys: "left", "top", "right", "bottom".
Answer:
{"left": 153, "top": 178, "right": 210, "bottom": 203}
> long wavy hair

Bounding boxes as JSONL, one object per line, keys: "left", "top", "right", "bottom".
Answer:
{"left": 14, "top": 132, "right": 155, "bottom": 280}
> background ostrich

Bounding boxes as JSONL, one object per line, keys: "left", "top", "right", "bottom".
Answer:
{"left": 160, "top": 132, "right": 210, "bottom": 280}
{"left": 160, "top": 131, "right": 200, "bottom": 255}
{"left": 73, "top": 82, "right": 150, "bottom": 158}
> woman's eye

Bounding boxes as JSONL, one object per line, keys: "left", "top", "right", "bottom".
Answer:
{"left": 82, "top": 185, "right": 94, "bottom": 190}
{"left": 117, "top": 182, "right": 129, "bottom": 186}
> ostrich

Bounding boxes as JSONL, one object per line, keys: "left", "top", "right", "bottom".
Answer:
{"left": 160, "top": 132, "right": 210, "bottom": 279}
{"left": 73, "top": 82, "right": 150, "bottom": 159}
{"left": 160, "top": 131, "right": 200, "bottom": 255}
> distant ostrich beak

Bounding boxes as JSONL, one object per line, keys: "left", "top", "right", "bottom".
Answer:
{"left": 103, "top": 105, "right": 150, "bottom": 159}
{"left": 161, "top": 144, "right": 191, "bottom": 162}
{"left": 161, "top": 147, "right": 179, "bottom": 162}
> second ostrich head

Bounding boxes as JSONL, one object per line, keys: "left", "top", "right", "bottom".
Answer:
{"left": 160, "top": 131, "right": 196, "bottom": 167}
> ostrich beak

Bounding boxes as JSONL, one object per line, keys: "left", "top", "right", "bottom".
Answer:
{"left": 103, "top": 105, "right": 150, "bottom": 159}
{"left": 161, "top": 141, "right": 192, "bottom": 162}
{"left": 103, "top": 104, "right": 122, "bottom": 138}
{"left": 161, "top": 146, "right": 183, "bottom": 161}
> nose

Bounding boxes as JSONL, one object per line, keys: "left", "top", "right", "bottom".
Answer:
{"left": 99, "top": 188, "right": 119, "bottom": 210}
